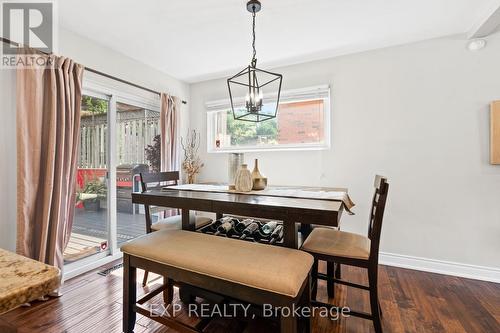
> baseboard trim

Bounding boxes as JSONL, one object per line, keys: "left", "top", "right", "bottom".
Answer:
{"left": 63, "top": 252, "right": 123, "bottom": 281}
{"left": 379, "top": 252, "right": 500, "bottom": 283}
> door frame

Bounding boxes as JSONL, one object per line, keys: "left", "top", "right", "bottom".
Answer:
{"left": 64, "top": 74, "right": 160, "bottom": 279}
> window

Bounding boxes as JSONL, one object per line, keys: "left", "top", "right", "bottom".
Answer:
{"left": 207, "top": 85, "right": 330, "bottom": 152}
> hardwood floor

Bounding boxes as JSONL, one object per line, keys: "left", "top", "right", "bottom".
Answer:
{"left": 1, "top": 261, "right": 499, "bottom": 333}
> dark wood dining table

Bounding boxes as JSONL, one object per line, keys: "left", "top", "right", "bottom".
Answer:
{"left": 131, "top": 186, "right": 347, "bottom": 249}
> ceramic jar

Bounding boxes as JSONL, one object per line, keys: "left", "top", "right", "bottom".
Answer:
{"left": 234, "top": 164, "right": 253, "bottom": 192}
{"left": 228, "top": 153, "right": 244, "bottom": 185}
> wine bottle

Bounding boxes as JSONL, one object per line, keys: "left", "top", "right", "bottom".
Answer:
{"left": 224, "top": 217, "right": 242, "bottom": 237}
{"left": 260, "top": 221, "right": 278, "bottom": 235}
{"left": 214, "top": 218, "right": 236, "bottom": 236}
{"left": 205, "top": 219, "right": 223, "bottom": 232}
{"left": 269, "top": 225, "right": 284, "bottom": 244}
{"left": 239, "top": 222, "right": 260, "bottom": 240}
{"left": 234, "top": 219, "right": 253, "bottom": 234}
{"left": 219, "top": 216, "right": 234, "bottom": 223}
{"left": 252, "top": 228, "right": 266, "bottom": 242}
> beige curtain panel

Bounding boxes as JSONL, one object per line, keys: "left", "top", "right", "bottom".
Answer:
{"left": 160, "top": 93, "right": 180, "bottom": 172}
{"left": 17, "top": 53, "right": 84, "bottom": 270}
{"left": 159, "top": 93, "right": 180, "bottom": 219}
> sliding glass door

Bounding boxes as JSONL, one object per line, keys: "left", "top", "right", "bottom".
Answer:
{"left": 64, "top": 77, "right": 161, "bottom": 272}
{"left": 115, "top": 101, "right": 160, "bottom": 246}
{"left": 64, "top": 92, "right": 111, "bottom": 265}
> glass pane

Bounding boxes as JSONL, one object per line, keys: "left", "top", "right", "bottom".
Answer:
{"left": 211, "top": 99, "right": 325, "bottom": 150}
{"left": 64, "top": 95, "right": 109, "bottom": 264}
{"left": 277, "top": 100, "right": 325, "bottom": 144}
{"left": 116, "top": 102, "right": 160, "bottom": 246}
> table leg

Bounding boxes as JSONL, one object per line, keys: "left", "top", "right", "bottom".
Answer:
{"left": 179, "top": 209, "right": 196, "bottom": 304}
{"left": 178, "top": 282, "right": 196, "bottom": 304}
{"left": 181, "top": 208, "right": 195, "bottom": 231}
{"left": 301, "top": 223, "right": 312, "bottom": 239}
{"left": 282, "top": 221, "right": 299, "bottom": 248}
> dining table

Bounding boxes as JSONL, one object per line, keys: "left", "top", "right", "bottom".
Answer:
{"left": 131, "top": 183, "right": 354, "bottom": 304}
{"left": 131, "top": 184, "right": 354, "bottom": 249}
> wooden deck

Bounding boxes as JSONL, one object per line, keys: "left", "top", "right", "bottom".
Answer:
{"left": 64, "top": 233, "right": 105, "bottom": 263}
{"left": 64, "top": 207, "right": 156, "bottom": 264}
{"left": 1, "top": 260, "right": 499, "bottom": 332}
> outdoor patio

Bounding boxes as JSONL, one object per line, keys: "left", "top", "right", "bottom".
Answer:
{"left": 64, "top": 207, "right": 157, "bottom": 264}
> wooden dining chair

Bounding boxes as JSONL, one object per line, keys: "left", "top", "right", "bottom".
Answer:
{"left": 139, "top": 171, "right": 212, "bottom": 286}
{"left": 305, "top": 227, "right": 341, "bottom": 298}
{"left": 300, "top": 175, "right": 389, "bottom": 333}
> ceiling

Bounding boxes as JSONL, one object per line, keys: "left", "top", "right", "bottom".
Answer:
{"left": 58, "top": 0, "right": 499, "bottom": 83}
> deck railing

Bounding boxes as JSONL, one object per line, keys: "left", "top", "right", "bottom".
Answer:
{"left": 78, "top": 110, "right": 160, "bottom": 169}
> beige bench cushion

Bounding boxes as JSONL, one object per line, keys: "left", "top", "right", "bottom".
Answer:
{"left": 151, "top": 214, "right": 212, "bottom": 231}
{"left": 122, "top": 230, "right": 313, "bottom": 298}
{"left": 0, "top": 249, "right": 61, "bottom": 314}
{"left": 301, "top": 228, "right": 370, "bottom": 260}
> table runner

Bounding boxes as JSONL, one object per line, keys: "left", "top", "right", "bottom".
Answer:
{"left": 164, "top": 184, "right": 355, "bottom": 214}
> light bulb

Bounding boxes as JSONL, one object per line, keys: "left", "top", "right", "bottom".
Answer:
{"left": 467, "top": 39, "right": 486, "bottom": 51}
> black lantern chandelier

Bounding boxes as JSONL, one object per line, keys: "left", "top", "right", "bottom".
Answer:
{"left": 227, "top": 0, "right": 283, "bottom": 122}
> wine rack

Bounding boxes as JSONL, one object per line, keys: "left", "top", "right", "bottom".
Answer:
{"left": 198, "top": 217, "right": 284, "bottom": 245}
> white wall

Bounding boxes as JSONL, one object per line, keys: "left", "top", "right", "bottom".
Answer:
{"left": 0, "top": 29, "right": 190, "bottom": 250}
{"left": 59, "top": 28, "right": 191, "bottom": 135}
{"left": 189, "top": 34, "right": 500, "bottom": 271}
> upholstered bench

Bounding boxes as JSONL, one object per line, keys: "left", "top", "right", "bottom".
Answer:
{"left": 121, "top": 229, "right": 313, "bottom": 333}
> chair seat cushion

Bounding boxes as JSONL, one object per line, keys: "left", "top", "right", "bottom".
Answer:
{"left": 151, "top": 214, "right": 212, "bottom": 231}
{"left": 310, "top": 224, "right": 339, "bottom": 230}
{"left": 121, "top": 230, "right": 313, "bottom": 298}
{"left": 301, "top": 228, "right": 370, "bottom": 260}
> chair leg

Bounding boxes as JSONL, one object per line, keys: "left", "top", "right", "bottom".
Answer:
{"left": 335, "top": 226, "right": 342, "bottom": 279}
{"left": 163, "top": 277, "right": 174, "bottom": 304}
{"left": 299, "top": 274, "right": 312, "bottom": 333}
{"left": 311, "top": 259, "right": 318, "bottom": 300}
{"left": 123, "top": 255, "right": 136, "bottom": 333}
{"left": 368, "top": 268, "right": 383, "bottom": 333}
{"left": 142, "top": 270, "right": 149, "bottom": 287}
{"left": 327, "top": 261, "right": 335, "bottom": 299}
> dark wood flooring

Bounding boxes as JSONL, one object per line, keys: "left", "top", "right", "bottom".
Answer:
{"left": 1, "top": 261, "right": 499, "bottom": 333}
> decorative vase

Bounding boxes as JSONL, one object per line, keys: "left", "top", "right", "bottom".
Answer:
{"left": 228, "top": 153, "right": 244, "bottom": 185}
{"left": 234, "top": 164, "right": 253, "bottom": 192}
{"left": 251, "top": 159, "right": 263, "bottom": 179}
{"left": 187, "top": 173, "right": 197, "bottom": 184}
{"left": 251, "top": 159, "right": 267, "bottom": 190}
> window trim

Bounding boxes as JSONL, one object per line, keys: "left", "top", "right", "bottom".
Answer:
{"left": 84, "top": 71, "right": 160, "bottom": 112}
{"left": 206, "top": 85, "right": 331, "bottom": 153}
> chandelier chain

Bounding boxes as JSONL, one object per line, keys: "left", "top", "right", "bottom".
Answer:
{"left": 252, "top": 9, "right": 256, "bottom": 64}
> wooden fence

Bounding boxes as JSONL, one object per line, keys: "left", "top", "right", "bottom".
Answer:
{"left": 78, "top": 112, "right": 160, "bottom": 169}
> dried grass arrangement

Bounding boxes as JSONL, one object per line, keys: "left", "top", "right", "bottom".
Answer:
{"left": 181, "top": 129, "right": 204, "bottom": 184}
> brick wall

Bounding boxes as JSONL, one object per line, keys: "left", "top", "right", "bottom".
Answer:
{"left": 277, "top": 100, "right": 324, "bottom": 144}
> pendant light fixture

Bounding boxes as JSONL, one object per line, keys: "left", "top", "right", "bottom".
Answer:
{"left": 227, "top": 0, "right": 283, "bottom": 122}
